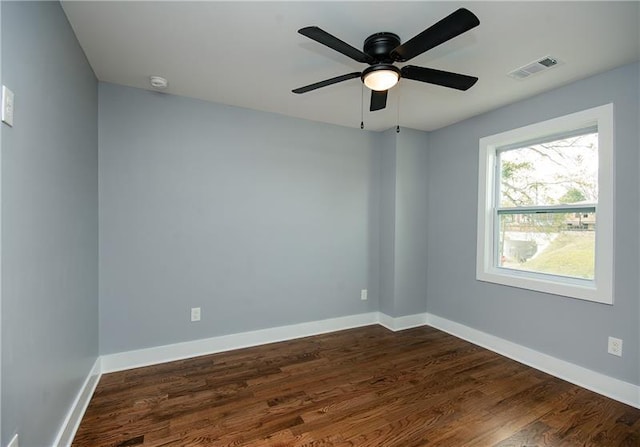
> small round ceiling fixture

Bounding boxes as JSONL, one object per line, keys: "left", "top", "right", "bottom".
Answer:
{"left": 149, "top": 76, "right": 168, "bottom": 89}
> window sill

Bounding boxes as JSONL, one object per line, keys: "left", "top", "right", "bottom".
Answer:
{"left": 476, "top": 267, "right": 612, "bottom": 305}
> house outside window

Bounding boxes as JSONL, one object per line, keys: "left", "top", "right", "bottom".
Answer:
{"left": 476, "top": 104, "right": 613, "bottom": 304}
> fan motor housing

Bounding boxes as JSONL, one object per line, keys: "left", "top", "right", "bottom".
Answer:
{"left": 363, "top": 32, "right": 401, "bottom": 62}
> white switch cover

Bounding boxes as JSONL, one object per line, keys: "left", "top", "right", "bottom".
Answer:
{"left": 2, "top": 85, "right": 14, "bottom": 127}
{"left": 191, "top": 307, "right": 201, "bottom": 322}
{"left": 7, "top": 433, "right": 19, "bottom": 447}
{"left": 360, "top": 289, "right": 368, "bottom": 301}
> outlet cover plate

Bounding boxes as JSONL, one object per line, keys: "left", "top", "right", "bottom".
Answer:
{"left": 607, "top": 336, "right": 622, "bottom": 357}
{"left": 360, "top": 289, "right": 368, "bottom": 301}
{"left": 191, "top": 307, "right": 201, "bottom": 322}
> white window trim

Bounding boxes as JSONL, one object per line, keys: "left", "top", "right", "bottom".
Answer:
{"left": 476, "top": 104, "right": 614, "bottom": 304}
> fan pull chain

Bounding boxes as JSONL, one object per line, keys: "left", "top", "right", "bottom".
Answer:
{"left": 396, "top": 88, "right": 401, "bottom": 133}
{"left": 360, "top": 84, "right": 364, "bottom": 130}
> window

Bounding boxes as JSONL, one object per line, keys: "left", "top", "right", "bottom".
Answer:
{"left": 477, "top": 104, "right": 613, "bottom": 304}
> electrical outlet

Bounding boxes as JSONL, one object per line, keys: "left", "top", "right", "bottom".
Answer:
{"left": 8, "top": 433, "right": 19, "bottom": 447}
{"left": 607, "top": 336, "right": 622, "bottom": 357}
{"left": 360, "top": 289, "right": 368, "bottom": 301}
{"left": 191, "top": 307, "right": 201, "bottom": 322}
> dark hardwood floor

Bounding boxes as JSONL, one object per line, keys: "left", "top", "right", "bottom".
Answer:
{"left": 73, "top": 325, "right": 640, "bottom": 446}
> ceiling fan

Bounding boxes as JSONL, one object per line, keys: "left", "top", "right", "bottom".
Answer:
{"left": 292, "top": 8, "right": 480, "bottom": 112}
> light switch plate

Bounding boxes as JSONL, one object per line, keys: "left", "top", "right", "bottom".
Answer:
{"left": 2, "top": 85, "right": 14, "bottom": 127}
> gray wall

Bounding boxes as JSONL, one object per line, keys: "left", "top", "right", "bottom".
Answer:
{"left": 1, "top": 2, "right": 98, "bottom": 446}
{"left": 393, "top": 129, "right": 429, "bottom": 316}
{"left": 378, "top": 129, "right": 429, "bottom": 317}
{"left": 426, "top": 62, "right": 639, "bottom": 385}
{"left": 98, "top": 83, "right": 380, "bottom": 354}
{"left": 378, "top": 129, "right": 397, "bottom": 317}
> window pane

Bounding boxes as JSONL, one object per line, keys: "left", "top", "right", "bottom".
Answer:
{"left": 498, "top": 132, "right": 598, "bottom": 207}
{"left": 498, "top": 211, "right": 595, "bottom": 280}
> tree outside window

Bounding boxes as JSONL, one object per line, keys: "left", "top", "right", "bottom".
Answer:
{"left": 497, "top": 132, "right": 598, "bottom": 279}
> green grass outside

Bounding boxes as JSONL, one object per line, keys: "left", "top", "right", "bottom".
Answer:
{"left": 522, "top": 232, "right": 595, "bottom": 279}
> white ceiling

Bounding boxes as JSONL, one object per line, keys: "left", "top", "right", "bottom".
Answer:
{"left": 61, "top": 1, "right": 640, "bottom": 132}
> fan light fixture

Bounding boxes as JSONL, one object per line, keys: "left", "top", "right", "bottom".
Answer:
{"left": 362, "top": 65, "right": 401, "bottom": 91}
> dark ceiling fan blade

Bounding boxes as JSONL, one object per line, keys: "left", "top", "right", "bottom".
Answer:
{"left": 390, "top": 8, "right": 480, "bottom": 62}
{"left": 292, "top": 72, "right": 361, "bottom": 94}
{"left": 370, "top": 90, "right": 388, "bottom": 111}
{"left": 299, "top": 26, "right": 374, "bottom": 64}
{"left": 401, "top": 65, "right": 478, "bottom": 90}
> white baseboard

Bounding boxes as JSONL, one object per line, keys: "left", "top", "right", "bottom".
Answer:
{"left": 52, "top": 357, "right": 102, "bottom": 447}
{"left": 425, "top": 313, "right": 640, "bottom": 409}
{"left": 101, "top": 312, "right": 380, "bottom": 373}
{"left": 378, "top": 312, "right": 428, "bottom": 331}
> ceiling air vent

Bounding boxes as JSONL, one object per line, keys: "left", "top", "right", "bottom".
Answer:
{"left": 508, "top": 56, "right": 559, "bottom": 80}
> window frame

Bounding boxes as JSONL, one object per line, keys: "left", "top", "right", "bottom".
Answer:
{"left": 476, "top": 104, "right": 614, "bottom": 304}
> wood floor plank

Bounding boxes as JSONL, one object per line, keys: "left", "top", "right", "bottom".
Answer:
{"left": 73, "top": 325, "right": 640, "bottom": 446}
